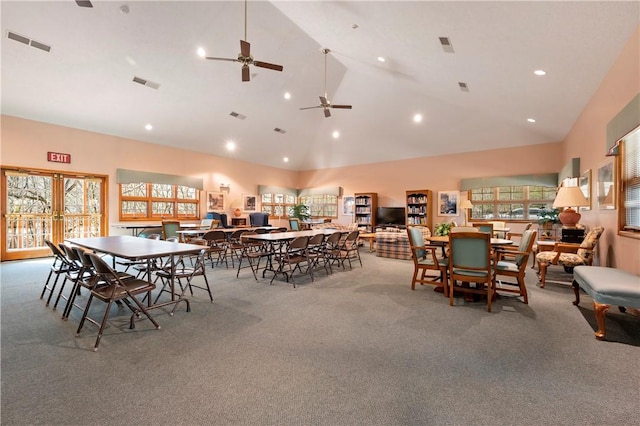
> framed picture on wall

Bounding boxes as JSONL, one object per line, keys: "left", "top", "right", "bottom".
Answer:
{"left": 438, "top": 191, "right": 459, "bottom": 216}
{"left": 579, "top": 169, "right": 591, "bottom": 211}
{"left": 242, "top": 194, "right": 257, "bottom": 212}
{"left": 342, "top": 196, "right": 355, "bottom": 216}
{"left": 597, "top": 161, "right": 615, "bottom": 210}
{"left": 206, "top": 191, "right": 225, "bottom": 211}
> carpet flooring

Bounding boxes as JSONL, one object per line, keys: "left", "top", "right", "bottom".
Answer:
{"left": 1, "top": 251, "right": 638, "bottom": 425}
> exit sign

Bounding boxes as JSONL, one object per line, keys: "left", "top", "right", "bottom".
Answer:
{"left": 47, "top": 152, "right": 71, "bottom": 163}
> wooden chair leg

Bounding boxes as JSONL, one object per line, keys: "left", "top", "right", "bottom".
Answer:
{"left": 593, "top": 301, "right": 610, "bottom": 340}
{"left": 538, "top": 262, "right": 548, "bottom": 288}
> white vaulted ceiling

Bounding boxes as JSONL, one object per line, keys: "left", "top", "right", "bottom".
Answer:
{"left": 1, "top": 1, "right": 638, "bottom": 171}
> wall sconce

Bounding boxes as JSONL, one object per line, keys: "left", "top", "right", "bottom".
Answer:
{"left": 219, "top": 183, "right": 230, "bottom": 193}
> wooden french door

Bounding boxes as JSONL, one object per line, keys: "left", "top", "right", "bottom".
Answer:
{"left": 1, "top": 167, "right": 107, "bottom": 261}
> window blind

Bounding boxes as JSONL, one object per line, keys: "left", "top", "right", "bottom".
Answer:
{"left": 116, "top": 169, "right": 203, "bottom": 190}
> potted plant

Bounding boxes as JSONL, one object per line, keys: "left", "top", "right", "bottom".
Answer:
{"left": 537, "top": 207, "right": 560, "bottom": 231}
{"left": 290, "top": 203, "right": 310, "bottom": 221}
{"left": 434, "top": 222, "right": 453, "bottom": 236}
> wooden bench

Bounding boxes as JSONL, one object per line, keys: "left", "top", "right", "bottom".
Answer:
{"left": 572, "top": 266, "right": 640, "bottom": 340}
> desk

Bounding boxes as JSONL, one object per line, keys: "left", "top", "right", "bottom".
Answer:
{"left": 66, "top": 236, "right": 204, "bottom": 313}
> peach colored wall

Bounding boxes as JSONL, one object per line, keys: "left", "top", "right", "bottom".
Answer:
{"left": 299, "top": 142, "right": 563, "bottom": 229}
{"left": 1, "top": 115, "right": 298, "bottom": 231}
{"left": 561, "top": 25, "right": 640, "bottom": 274}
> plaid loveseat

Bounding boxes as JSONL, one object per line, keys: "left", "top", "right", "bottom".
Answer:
{"left": 375, "top": 226, "right": 432, "bottom": 260}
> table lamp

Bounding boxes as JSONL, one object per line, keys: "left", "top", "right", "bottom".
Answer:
{"left": 552, "top": 186, "right": 589, "bottom": 227}
{"left": 460, "top": 199, "right": 473, "bottom": 226}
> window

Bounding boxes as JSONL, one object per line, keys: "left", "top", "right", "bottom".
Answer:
{"left": 298, "top": 194, "right": 338, "bottom": 218}
{"left": 260, "top": 193, "right": 296, "bottom": 218}
{"left": 119, "top": 183, "right": 199, "bottom": 221}
{"left": 469, "top": 185, "right": 556, "bottom": 221}
{"left": 621, "top": 126, "right": 640, "bottom": 236}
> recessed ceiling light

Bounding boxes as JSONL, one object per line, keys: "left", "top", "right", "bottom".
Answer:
{"left": 413, "top": 114, "right": 423, "bottom": 123}
{"left": 527, "top": 118, "right": 536, "bottom": 123}
{"left": 283, "top": 157, "right": 289, "bottom": 163}
{"left": 284, "top": 92, "right": 291, "bottom": 100}
{"left": 226, "top": 141, "right": 236, "bottom": 151}
{"left": 332, "top": 131, "right": 340, "bottom": 139}
{"left": 145, "top": 124, "right": 152, "bottom": 131}
{"left": 534, "top": 70, "right": 546, "bottom": 76}
{"left": 197, "top": 47, "right": 206, "bottom": 58}
{"left": 377, "top": 56, "right": 386, "bottom": 63}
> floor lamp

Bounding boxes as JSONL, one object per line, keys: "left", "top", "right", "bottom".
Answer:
{"left": 460, "top": 199, "right": 473, "bottom": 226}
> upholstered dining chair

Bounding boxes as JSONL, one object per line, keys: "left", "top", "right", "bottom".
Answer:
{"left": 535, "top": 227, "right": 604, "bottom": 288}
{"left": 448, "top": 231, "right": 495, "bottom": 312}
{"left": 471, "top": 222, "right": 494, "bottom": 235}
{"left": 407, "top": 227, "right": 449, "bottom": 296}
{"left": 161, "top": 220, "right": 181, "bottom": 240}
{"left": 450, "top": 226, "right": 479, "bottom": 233}
{"left": 493, "top": 229, "right": 537, "bottom": 304}
{"left": 289, "top": 218, "right": 301, "bottom": 231}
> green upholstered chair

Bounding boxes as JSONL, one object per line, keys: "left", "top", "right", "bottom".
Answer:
{"left": 448, "top": 231, "right": 495, "bottom": 312}
{"left": 406, "top": 227, "right": 449, "bottom": 296}
{"left": 494, "top": 229, "right": 537, "bottom": 304}
{"left": 161, "top": 220, "right": 181, "bottom": 240}
{"left": 289, "top": 218, "right": 301, "bottom": 231}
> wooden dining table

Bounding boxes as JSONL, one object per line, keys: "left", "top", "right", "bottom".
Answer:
{"left": 66, "top": 235, "right": 205, "bottom": 314}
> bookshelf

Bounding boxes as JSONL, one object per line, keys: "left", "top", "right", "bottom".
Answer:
{"left": 354, "top": 192, "right": 378, "bottom": 231}
{"left": 405, "top": 190, "right": 432, "bottom": 229}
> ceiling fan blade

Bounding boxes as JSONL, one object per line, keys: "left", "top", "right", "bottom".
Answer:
{"left": 300, "top": 105, "right": 323, "bottom": 110}
{"left": 242, "top": 65, "right": 250, "bottom": 82}
{"left": 324, "top": 108, "right": 331, "bottom": 118}
{"left": 331, "top": 105, "right": 353, "bottom": 109}
{"left": 253, "top": 61, "right": 283, "bottom": 72}
{"left": 205, "top": 57, "right": 238, "bottom": 63}
{"left": 240, "top": 40, "right": 250, "bottom": 58}
{"left": 319, "top": 96, "right": 328, "bottom": 106}
{"left": 76, "top": 0, "right": 93, "bottom": 7}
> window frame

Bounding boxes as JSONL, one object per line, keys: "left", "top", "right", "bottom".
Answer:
{"left": 119, "top": 182, "right": 200, "bottom": 221}
{"left": 467, "top": 185, "right": 556, "bottom": 222}
{"left": 618, "top": 125, "right": 640, "bottom": 239}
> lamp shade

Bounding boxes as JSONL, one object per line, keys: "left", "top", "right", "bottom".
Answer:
{"left": 553, "top": 186, "right": 589, "bottom": 208}
{"left": 460, "top": 199, "right": 473, "bottom": 209}
{"left": 553, "top": 186, "right": 588, "bottom": 227}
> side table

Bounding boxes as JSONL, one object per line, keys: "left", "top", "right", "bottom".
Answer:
{"left": 358, "top": 232, "right": 376, "bottom": 252}
{"left": 231, "top": 217, "right": 247, "bottom": 227}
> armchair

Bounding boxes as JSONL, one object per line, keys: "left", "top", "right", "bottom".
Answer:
{"left": 249, "top": 212, "right": 270, "bottom": 227}
{"left": 206, "top": 212, "right": 232, "bottom": 228}
{"left": 535, "top": 227, "right": 604, "bottom": 288}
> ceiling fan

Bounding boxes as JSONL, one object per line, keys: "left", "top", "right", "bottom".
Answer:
{"left": 75, "top": 0, "right": 93, "bottom": 7}
{"left": 204, "top": 0, "right": 283, "bottom": 82}
{"left": 300, "top": 48, "right": 352, "bottom": 118}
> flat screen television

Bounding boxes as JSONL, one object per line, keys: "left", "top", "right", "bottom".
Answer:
{"left": 376, "top": 207, "right": 406, "bottom": 227}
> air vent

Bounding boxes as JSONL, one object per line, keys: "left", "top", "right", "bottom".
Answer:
{"left": 229, "top": 112, "right": 247, "bottom": 120}
{"left": 439, "top": 36, "right": 454, "bottom": 53}
{"left": 274, "top": 128, "right": 286, "bottom": 134}
{"left": 458, "top": 82, "right": 469, "bottom": 92}
{"left": 132, "top": 76, "right": 160, "bottom": 89}
{"left": 7, "top": 31, "right": 52, "bottom": 52}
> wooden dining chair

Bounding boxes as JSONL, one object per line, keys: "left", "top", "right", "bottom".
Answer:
{"left": 407, "top": 227, "right": 449, "bottom": 296}
{"left": 494, "top": 229, "right": 537, "bottom": 304}
{"left": 448, "top": 231, "right": 495, "bottom": 312}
